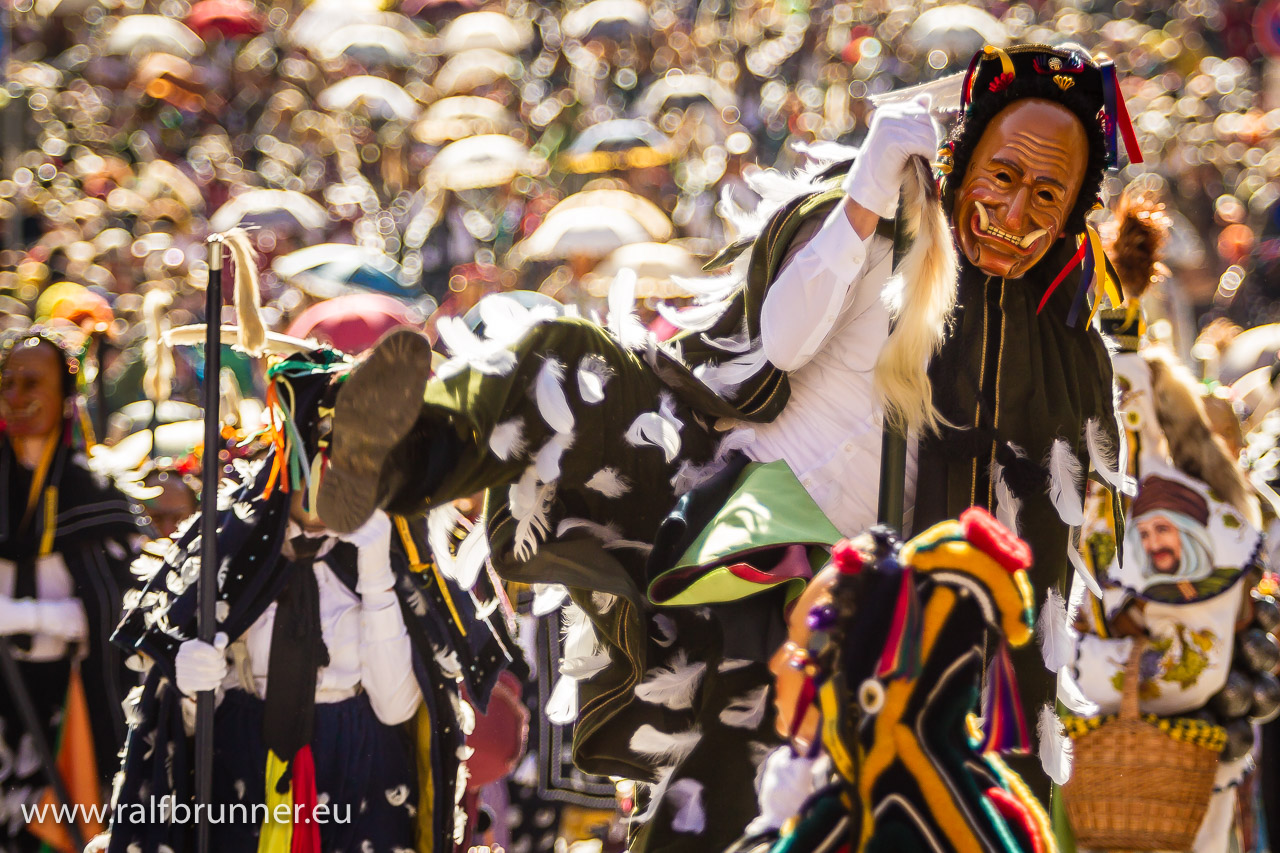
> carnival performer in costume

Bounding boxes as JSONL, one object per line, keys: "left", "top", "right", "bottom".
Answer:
{"left": 0, "top": 327, "right": 148, "bottom": 853}
{"left": 1066, "top": 472, "right": 1266, "bottom": 853}
{"left": 105, "top": 245, "right": 522, "bottom": 853}
{"left": 315, "top": 42, "right": 1141, "bottom": 840}
{"left": 731, "top": 507, "right": 1052, "bottom": 853}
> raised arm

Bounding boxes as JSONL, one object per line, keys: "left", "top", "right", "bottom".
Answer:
{"left": 761, "top": 96, "right": 938, "bottom": 372}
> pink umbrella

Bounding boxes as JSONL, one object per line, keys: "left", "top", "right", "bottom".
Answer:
{"left": 286, "top": 294, "right": 424, "bottom": 355}
{"left": 186, "top": 0, "right": 266, "bottom": 40}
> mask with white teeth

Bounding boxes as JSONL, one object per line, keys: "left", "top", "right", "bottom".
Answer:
{"left": 950, "top": 98, "right": 1089, "bottom": 280}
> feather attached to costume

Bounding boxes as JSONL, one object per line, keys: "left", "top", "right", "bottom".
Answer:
{"left": 1037, "top": 704, "right": 1072, "bottom": 785}
{"left": 1086, "top": 416, "right": 1136, "bottom": 497}
{"left": 534, "top": 357, "right": 574, "bottom": 435}
{"left": 1037, "top": 587, "right": 1074, "bottom": 673}
{"left": 1046, "top": 438, "right": 1085, "bottom": 526}
{"left": 634, "top": 650, "right": 707, "bottom": 711}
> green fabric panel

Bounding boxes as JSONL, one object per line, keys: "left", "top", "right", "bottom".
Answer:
{"left": 670, "top": 460, "right": 842, "bottom": 571}
{"left": 653, "top": 565, "right": 810, "bottom": 607}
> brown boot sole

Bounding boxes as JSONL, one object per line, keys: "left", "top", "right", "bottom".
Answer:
{"left": 317, "top": 328, "right": 435, "bottom": 533}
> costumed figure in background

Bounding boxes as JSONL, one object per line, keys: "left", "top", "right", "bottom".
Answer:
{"left": 104, "top": 242, "right": 522, "bottom": 853}
{"left": 1061, "top": 185, "right": 1270, "bottom": 850}
{"left": 730, "top": 507, "right": 1052, "bottom": 853}
{"left": 314, "top": 41, "right": 1143, "bottom": 840}
{"left": 0, "top": 327, "right": 149, "bottom": 853}
{"left": 1065, "top": 473, "right": 1267, "bottom": 853}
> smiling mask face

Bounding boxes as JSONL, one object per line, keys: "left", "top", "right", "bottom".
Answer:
{"left": 953, "top": 98, "right": 1089, "bottom": 279}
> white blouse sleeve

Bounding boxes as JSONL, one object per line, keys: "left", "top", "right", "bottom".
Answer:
{"left": 359, "top": 597, "right": 423, "bottom": 726}
{"left": 356, "top": 545, "right": 423, "bottom": 726}
{"left": 760, "top": 204, "right": 872, "bottom": 372}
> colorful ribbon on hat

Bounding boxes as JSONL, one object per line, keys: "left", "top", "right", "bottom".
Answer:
{"left": 978, "top": 640, "right": 1030, "bottom": 755}
{"left": 876, "top": 564, "right": 923, "bottom": 681}
{"left": 1101, "top": 62, "right": 1144, "bottom": 167}
{"left": 1041, "top": 226, "right": 1121, "bottom": 328}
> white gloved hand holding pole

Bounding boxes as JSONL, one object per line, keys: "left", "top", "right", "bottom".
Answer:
{"left": 174, "top": 632, "right": 229, "bottom": 698}
{"left": 842, "top": 95, "right": 940, "bottom": 220}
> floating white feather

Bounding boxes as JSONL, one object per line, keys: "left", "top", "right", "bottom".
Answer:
{"left": 1067, "top": 532, "right": 1103, "bottom": 598}
{"left": 1037, "top": 588, "right": 1075, "bottom": 673}
{"left": 720, "top": 685, "right": 770, "bottom": 729}
{"left": 435, "top": 315, "right": 518, "bottom": 378}
{"left": 577, "top": 355, "right": 612, "bottom": 404}
{"left": 591, "top": 591, "right": 617, "bottom": 614}
{"left": 699, "top": 325, "right": 752, "bottom": 354}
{"left": 1046, "top": 439, "right": 1085, "bottom": 526}
{"left": 668, "top": 779, "right": 706, "bottom": 834}
{"left": 989, "top": 460, "right": 1022, "bottom": 534}
{"left": 489, "top": 418, "right": 527, "bottom": 461}
{"left": 634, "top": 650, "right": 707, "bottom": 710}
{"left": 535, "top": 357, "right": 574, "bottom": 434}
{"left": 1037, "top": 705, "right": 1073, "bottom": 786}
{"left": 691, "top": 346, "right": 769, "bottom": 396}
{"left": 629, "top": 724, "right": 702, "bottom": 765}
{"left": 1086, "top": 417, "right": 1137, "bottom": 497}
{"left": 476, "top": 293, "right": 556, "bottom": 348}
{"left": 656, "top": 299, "right": 731, "bottom": 333}
{"left": 585, "top": 467, "right": 630, "bottom": 498}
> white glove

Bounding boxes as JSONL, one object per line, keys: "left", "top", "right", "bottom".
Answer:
{"left": 842, "top": 95, "right": 940, "bottom": 219}
{"left": 174, "top": 633, "right": 229, "bottom": 698}
{"left": 0, "top": 595, "right": 88, "bottom": 642}
{"left": 340, "top": 510, "right": 396, "bottom": 603}
{"left": 743, "top": 746, "right": 817, "bottom": 835}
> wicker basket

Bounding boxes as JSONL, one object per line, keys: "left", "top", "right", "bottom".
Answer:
{"left": 1062, "top": 640, "right": 1220, "bottom": 851}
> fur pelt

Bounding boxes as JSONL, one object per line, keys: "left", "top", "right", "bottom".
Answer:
{"left": 873, "top": 157, "right": 959, "bottom": 433}
{"left": 1145, "top": 346, "right": 1260, "bottom": 527}
{"left": 221, "top": 229, "right": 266, "bottom": 357}
{"left": 1107, "top": 188, "right": 1170, "bottom": 301}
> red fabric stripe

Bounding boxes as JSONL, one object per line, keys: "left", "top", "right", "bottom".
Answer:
{"left": 1114, "top": 85, "right": 1143, "bottom": 164}
{"left": 1036, "top": 239, "right": 1088, "bottom": 314}
{"left": 289, "top": 747, "right": 321, "bottom": 853}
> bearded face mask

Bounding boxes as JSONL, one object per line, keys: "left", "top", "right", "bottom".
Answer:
{"left": 951, "top": 98, "right": 1089, "bottom": 279}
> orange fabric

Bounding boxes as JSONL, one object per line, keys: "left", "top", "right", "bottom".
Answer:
{"left": 26, "top": 667, "right": 103, "bottom": 853}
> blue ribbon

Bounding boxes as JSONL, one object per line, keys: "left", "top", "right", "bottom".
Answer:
{"left": 1065, "top": 241, "right": 1096, "bottom": 328}
{"left": 1101, "top": 62, "right": 1120, "bottom": 168}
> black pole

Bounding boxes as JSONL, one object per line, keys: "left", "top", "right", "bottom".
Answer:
{"left": 93, "top": 333, "right": 107, "bottom": 444}
{"left": 195, "top": 235, "right": 224, "bottom": 853}
{"left": 0, "top": 639, "right": 87, "bottom": 852}
{"left": 877, "top": 425, "right": 906, "bottom": 530}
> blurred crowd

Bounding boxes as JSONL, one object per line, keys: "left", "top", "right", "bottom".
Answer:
{"left": 0, "top": 0, "right": 1278, "bottom": 399}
